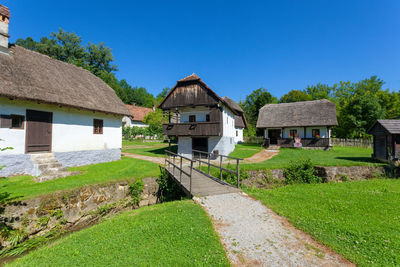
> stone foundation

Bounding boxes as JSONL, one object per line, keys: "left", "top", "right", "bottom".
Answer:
{"left": 54, "top": 148, "right": 121, "bottom": 167}
{"left": 1, "top": 177, "right": 158, "bottom": 250}
{"left": 0, "top": 154, "right": 39, "bottom": 177}
{"left": 244, "top": 166, "right": 386, "bottom": 188}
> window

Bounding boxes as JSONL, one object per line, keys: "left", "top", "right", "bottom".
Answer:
{"left": 312, "top": 129, "right": 320, "bottom": 138}
{"left": 93, "top": 119, "right": 103, "bottom": 134}
{"left": 11, "top": 115, "right": 24, "bottom": 129}
{"left": 189, "top": 115, "right": 196, "bottom": 122}
{"left": 289, "top": 130, "right": 297, "bottom": 138}
{"left": 206, "top": 114, "right": 210, "bottom": 122}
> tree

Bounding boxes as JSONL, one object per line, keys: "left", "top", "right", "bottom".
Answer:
{"left": 241, "top": 88, "right": 277, "bottom": 133}
{"left": 305, "top": 83, "right": 335, "bottom": 100}
{"left": 279, "top": 90, "right": 311, "bottom": 103}
{"left": 144, "top": 109, "right": 163, "bottom": 138}
{"left": 156, "top": 87, "right": 170, "bottom": 103}
{"left": 86, "top": 42, "right": 118, "bottom": 75}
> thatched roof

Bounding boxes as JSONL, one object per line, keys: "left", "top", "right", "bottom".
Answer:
{"left": 235, "top": 115, "right": 246, "bottom": 128}
{"left": 0, "top": 5, "right": 10, "bottom": 18}
{"left": 257, "top": 99, "right": 338, "bottom": 128}
{"left": 222, "top": 96, "right": 243, "bottom": 114}
{"left": 368, "top": 120, "right": 400, "bottom": 134}
{"left": 0, "top": 45, "right": 130, "bottom": 116}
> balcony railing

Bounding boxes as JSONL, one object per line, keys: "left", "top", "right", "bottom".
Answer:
{"left": 264, "top": 138, "right": 330, "bottom": 148}
{"left": 163, "top": 122, "right": 222, "bottom": 136}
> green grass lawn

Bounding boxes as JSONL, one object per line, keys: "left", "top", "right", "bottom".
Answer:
{"left": 7, "top": 201, "right": 229, "bottom": 267}
{"left": 123, "top": 143, "right": 177, "bottom": 157}
{"left": 241, "top": 146, "right": 381, "bottom": 170}
{"left": 229, "top": 143, "right": 263, "bottom": 158}
{"left": 0, "top": 157, "right": 160, "bottom": 200}
{"left": 122, "top": 140, "right": 167, "bottom": 147}
{"left": 245, "top": 179, "right": 400, "bottom": 266}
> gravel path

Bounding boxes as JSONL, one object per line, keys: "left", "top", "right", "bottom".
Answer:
{"left": 197, "top": 193, "right": 354, "bottom": 267}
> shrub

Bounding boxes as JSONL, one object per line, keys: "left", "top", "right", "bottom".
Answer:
{"left": 129, "top": 180, "right": 144, "bottom": 206}
{"left": 284, "top": 158, "right": 322, "bottom": 184}
{"left": 156, "top": 167, "right": 185, "bottom": 202}
{"left": 221, "top": 164, "right": 249, "bottom": 187}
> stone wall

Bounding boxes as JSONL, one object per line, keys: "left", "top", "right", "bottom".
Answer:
{"left": 243, "top": 166, "right": 386, "bottom": 188}
{"left": 1, "top": 177, "right": 158, "bottom": 250}
{"left": 0, "top": 154, "right": 39, "bottom": 177}
{"left": 54, "top": 148, "right": 121, "bottom": 167}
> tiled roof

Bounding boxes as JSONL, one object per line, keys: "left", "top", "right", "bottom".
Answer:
{"left": 126, "top": 104, "right": 153, "bottom": 122}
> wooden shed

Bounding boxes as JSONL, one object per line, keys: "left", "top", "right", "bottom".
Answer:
{"left": 367, "top": 120, "right": 400, "bottom": 162}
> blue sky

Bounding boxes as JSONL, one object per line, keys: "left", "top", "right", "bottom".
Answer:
{"left": 3, "top": 0, "right": 399, "bottom": 102}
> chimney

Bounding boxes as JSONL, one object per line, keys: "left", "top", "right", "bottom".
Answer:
{"left": 0, "top": 5, "right": 10, "bottom": 53}
{"left": 152, "top": 105, "right": 155, "bottom": 111}
{"left": 132, "top": 103, "right": 136, "bottom": 107}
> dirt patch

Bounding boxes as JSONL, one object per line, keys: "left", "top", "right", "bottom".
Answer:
{"left": 243, "top": 150, "right": 279, "bottom": 163}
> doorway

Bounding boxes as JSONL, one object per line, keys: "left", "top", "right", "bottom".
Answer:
{"left": 192, "top": 137, "right": 208, "bottom": 158}
{"left": 268, "top": 129, "right": 281, "bottom": 145}
{"left": 26, "top": 109, "right": 53, "bottom": 153}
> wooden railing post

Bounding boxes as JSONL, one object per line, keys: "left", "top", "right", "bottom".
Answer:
{"left": 219, "top": 155, "right": 223, "bottom": 180}
{"left": 236, "top": 159, "right": 240, "bottom": 188}
{"left": 180, "top": 156, "right": 183, "bottom": 182}
{"left": 190, "top": 160, "right": 193, "bottom": 195}
{"left": 207, "top": 153, "right": 210, "bottom": 175}
{"left": 173, "top": 155, "right": 176, "bottom": 174}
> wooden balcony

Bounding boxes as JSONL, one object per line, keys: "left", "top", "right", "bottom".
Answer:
{"left": 163, "top": 122, "right": 222, "bottom": 137}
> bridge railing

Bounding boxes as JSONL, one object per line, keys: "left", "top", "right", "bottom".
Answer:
{"left": 165, "top": 150, "right": 195, "bottom": 195}
{"left": 192, "top": 149, "right": 243, "bottom": 188}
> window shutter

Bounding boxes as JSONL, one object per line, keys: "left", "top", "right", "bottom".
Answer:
{"left": 0, "top": 115, "right": 12, "bottom": 128}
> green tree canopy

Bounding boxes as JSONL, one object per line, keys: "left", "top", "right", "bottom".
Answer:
{"left": 279, "top": 90, "right": 311, "bottom": 103}
{"left": 241, "top": 88, "right": 277, "bottom": 131}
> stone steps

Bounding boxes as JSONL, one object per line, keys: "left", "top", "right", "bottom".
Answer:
{"left": 30, "top": 153, "right": 71, "bottom": 182}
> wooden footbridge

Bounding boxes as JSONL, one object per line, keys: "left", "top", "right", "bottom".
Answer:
{"left": 164, "top": 150, "right": 242, "bottom": 197}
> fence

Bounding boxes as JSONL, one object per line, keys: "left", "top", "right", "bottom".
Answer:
{"left": 243, "top": 136, "right": 264, "bottom": 144}
{"left": 331, "top": 138, "right": 373, "bottom": 148}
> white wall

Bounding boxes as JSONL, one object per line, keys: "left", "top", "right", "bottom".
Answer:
{"left": 222, "top": 106, "right": 236, "bottom": 138}
{"left": 0, "top": 97, "right": 122, "bottom": 155}
{"left": 264, "top": 126, "right": 329, "bottom": 139}
{"left": 122, "top": 116, "right": 148, "bottom": 128}
{"left": 179, "top": 106, "right": 210, "bottom": 123}
{"left": 177, "top": 137, "right": 192, "bottom": 158}
{"left": 234, "top": 128, "right": 244, "bottom": 143}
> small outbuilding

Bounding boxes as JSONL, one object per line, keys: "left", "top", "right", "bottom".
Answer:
{"left": 367, "top": 120, "right": 400, "bottom": 162}
{"left": 122, "top": 104, "right": 154, "bottom": 128}
{"left": 256, "top": 99, "right": 338, "bottom": 150}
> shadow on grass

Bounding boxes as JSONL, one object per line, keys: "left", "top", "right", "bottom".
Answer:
{"left": 335, "top": 156, "right": 382, "bottom": 164}
{"left": 148, "top": 145, "right": 178, "bottom": 155}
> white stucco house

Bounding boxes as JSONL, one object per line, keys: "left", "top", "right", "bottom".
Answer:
{"left": 256, "top": 99, "right": 338, "bottom": 150}
{"left": 0, "top": 5, "right": 130, "bottom": 178}
{"left": 122, "top": 104, "right": 154, "bottom": 128}
{"left": 159, "top": 74, "right": 247, "bottom": 158}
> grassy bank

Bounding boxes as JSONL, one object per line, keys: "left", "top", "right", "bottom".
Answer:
{"left": 241, "top": 146, "right": 381, "bottom": 170}
{"left": 229, "top": 143, "right": 263, "bottom": 158}
{"left": 8, "top": 201, "right": 229, "bottom": 267}
{"left": 0, "top": 157, "right": 160, "bottom": 200}
{"left": 245, "top": 179, "right": 400, "bottom": 266}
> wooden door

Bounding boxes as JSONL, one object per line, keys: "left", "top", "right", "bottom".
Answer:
{"left": 192, "top": 137, "right": 208, "bottom": 158}
{"left": 268, "top": 129, "right": 281, "bottom": 145}
{"left": 26, "top": 109, "right": 53, "bottom": 153}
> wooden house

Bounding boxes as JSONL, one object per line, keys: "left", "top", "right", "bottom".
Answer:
{"left": 158, "top": 74, "right": 247, "bottom": 158}
{"left": 367, "top": 120, "right": 400, "bottom": 162}
{"left": 256, "top": 99, "right": 338, "bottom": 149}
{"left": 0, "top": 5, "right": 130, "bottom": 178}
